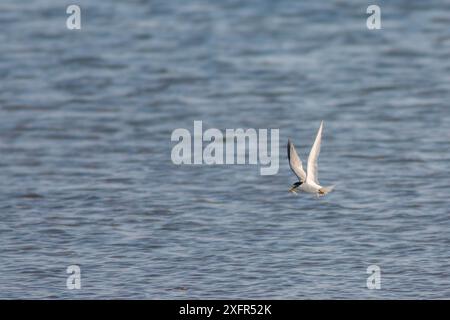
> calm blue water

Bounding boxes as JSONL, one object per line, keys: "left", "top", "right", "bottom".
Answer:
{"left": 1, "top": 0, "right": 450, "bottom": 299}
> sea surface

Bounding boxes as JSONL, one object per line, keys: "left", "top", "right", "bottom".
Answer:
{"left": 1, "top": 0, "right": 450, "bottom": 299}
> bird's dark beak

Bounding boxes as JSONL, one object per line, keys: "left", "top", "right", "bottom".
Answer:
{"left": 289, "top": 181, "right": 302, "bottom": 193}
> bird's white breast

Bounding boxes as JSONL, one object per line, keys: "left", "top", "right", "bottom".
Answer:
{"left": 300, "top": 182, "right": 321, "bottom": 194}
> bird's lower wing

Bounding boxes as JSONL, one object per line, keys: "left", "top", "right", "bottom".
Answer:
{"left": 287, "top": 139, "right": 306, "bottom": 182}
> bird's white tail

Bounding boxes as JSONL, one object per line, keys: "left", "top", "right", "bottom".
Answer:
{"left": 319, "top": 185, "right": 335, "bottom": 195}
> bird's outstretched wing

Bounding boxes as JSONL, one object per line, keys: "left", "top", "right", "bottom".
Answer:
{"left": 306, "top": 121, "right": 323, "bottom": 185}
{"left": 287, "top": 139, "right": 306, "bottom": 182}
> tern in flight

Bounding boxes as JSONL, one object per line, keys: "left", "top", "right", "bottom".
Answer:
{"left": 287, "top": 121, "right": 334, "bottom": 197}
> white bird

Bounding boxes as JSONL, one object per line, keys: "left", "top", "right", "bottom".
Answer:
{"left": 287, "top": 121, "right": 334, "bottom": 197}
